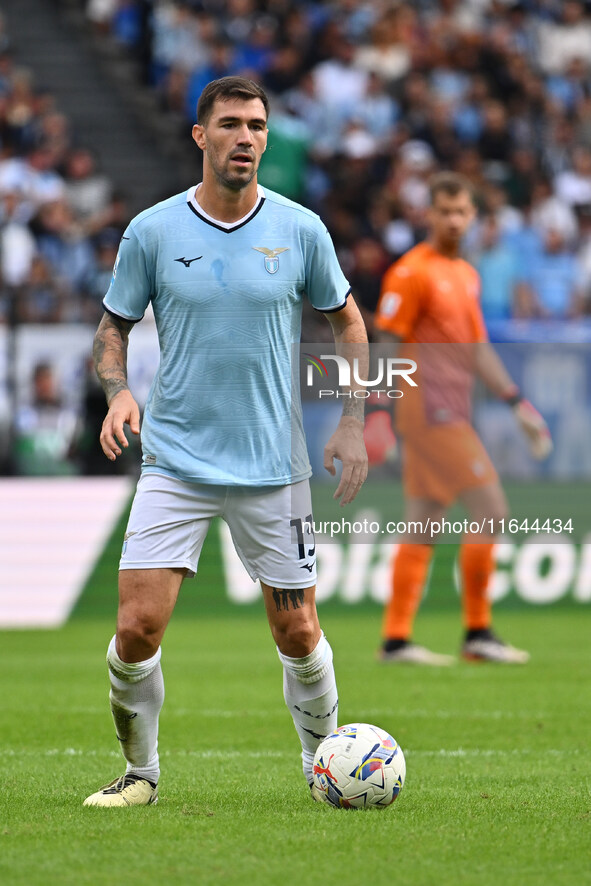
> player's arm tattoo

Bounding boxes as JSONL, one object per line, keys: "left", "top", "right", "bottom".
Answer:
{"left": 325, "top": 298, "right": 368, "bottom": 424}
{"left": 93, "top": 312, "right": 135, "bottom": 405}
{"left": 340, "top": 396, "right": 365, "bottom": 422}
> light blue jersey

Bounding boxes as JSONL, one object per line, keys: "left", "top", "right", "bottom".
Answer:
{"left": 103, "top": 185, "right": 350, "bottom": 485}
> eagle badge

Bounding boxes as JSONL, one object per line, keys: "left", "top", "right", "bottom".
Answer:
{"left": 253, "top": 246, "right": 290, "bottom": 275}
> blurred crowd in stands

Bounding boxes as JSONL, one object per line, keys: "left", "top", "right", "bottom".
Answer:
{"left": 0, "top": 10, "right": 130, "bottom": 327}
{"left": 87, "top": 0, "right": 591, "bottom": 329}
{"left": 4, "top": 0, "right": 591, "bottom": 473}
{"left": 4, "top": 0, "right": 591, "bottom": 329}
{"left": 0, "top": 5, "right": 137, "bottom": 473}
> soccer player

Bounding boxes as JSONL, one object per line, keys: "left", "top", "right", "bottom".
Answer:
{"left": 83, "top": 77, "right": 368, "bottom": 807}
{"left": 369, "top": 171, "right": 551, "bottom": 666}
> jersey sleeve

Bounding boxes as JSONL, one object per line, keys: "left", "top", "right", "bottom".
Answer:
{"left": 305, "top": 224, "right": 351, "bottom": 312}
{"left": 374, "top": 262, "right": 425, "bottom": 339}
{"left": 102, "top": 225, "right": 153, "bottom": 322}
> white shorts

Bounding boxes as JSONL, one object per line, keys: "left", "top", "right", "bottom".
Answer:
{"left": 120, "top": 472, "right": 317, "bottom": 589}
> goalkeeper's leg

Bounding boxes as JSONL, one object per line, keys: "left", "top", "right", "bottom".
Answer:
{"left": 458, "top": 484, "right": 529, "bottom": 663}
{"left": 459, "top": 482, "right": 507, "bottom": 632}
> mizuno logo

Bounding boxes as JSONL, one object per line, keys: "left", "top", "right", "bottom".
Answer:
{"left": 175, "top": 256, "right": 202, "bottom": 267}
{"left": 299, "top": 563, "right": 314, "bottom": 573}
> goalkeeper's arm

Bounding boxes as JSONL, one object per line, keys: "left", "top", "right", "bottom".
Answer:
{"left": 363, "top": 331, "right": 401, "bottom": 466}
{"left": 364, "top": 392, "right": 398, "bottom": 465}
{"left": 475, "top": 342, "right": 553, "bottom": 460}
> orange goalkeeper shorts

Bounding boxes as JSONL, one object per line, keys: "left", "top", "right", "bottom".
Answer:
{"left": 401, "top": 422, "right": 498, "bottom": 506}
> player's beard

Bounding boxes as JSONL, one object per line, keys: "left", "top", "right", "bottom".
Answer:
{"left": 209, "top": 150, "right": 259, "bottom": 192}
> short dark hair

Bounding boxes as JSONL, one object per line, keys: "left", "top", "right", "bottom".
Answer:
{"left": 429, "top": 171, "right": 475, "bottom": 204}
{"left": 196, "top": 77, "right": 270, "bottom": 126}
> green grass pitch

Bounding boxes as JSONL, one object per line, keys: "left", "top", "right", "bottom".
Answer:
{"left": 1, "top": 607, "right": 589, "bottom": 886}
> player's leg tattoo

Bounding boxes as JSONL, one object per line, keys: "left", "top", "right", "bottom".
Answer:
{"left": 271, "top": 587, "right": 306, "bottom": 611}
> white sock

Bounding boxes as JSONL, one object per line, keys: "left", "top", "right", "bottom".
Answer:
{"left": 277, "top": 632, "right": 338, "bottom": 783}
{"left": 106, "top": 635, "right": 164, "bottom": 785}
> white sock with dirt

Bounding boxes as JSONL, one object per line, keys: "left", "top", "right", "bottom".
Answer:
{"left": 106, "top": 634, "right": 164, "bottom": 786}
{"left": 277, "top": 632, "right": 338, "bottom": 784}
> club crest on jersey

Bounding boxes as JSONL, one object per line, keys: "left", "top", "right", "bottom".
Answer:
{"left": 253, "top": 246, "right": 289, "bottom": 274}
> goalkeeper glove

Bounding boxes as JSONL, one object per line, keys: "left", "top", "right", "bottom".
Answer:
{"left": 504, "top": 389, "right": 553, "bottom": 460}
{"left": 363, "top": 396, "right": 397, "bottom": 466}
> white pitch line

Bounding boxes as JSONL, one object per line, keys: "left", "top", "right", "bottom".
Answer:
{"left": 0, "top": 747, "right": 580, "bottom": 759}
{"left": 405, "top": 748, "right": 582, "bottom": 758}
{"left": 182, "top": 708, "right": 550, "bottom": 721}
{"left": 354, "top": 709, "right": 549, "bottom": 721}
{"left": 10, "top": 707, "right": 550, "bottom": 721}
{"left": 0, "top": 748, "right": 286, "bottom": 759}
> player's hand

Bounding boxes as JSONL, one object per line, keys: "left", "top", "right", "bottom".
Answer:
{"left": 514, "top": 399, "right": 553, "bottom": 460}
{"left": 323, "top": 416, "right": 368, "bottom": 506}
{"left": 100, "top": 389, "right": 140, "bottom": 460}
{"left": 363, "top": 410, "right": 398, "bottom": 466}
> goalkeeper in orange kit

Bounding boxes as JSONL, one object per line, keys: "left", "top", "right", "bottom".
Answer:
{"left": 368, "top": 172, "right": 552, "bottom": 665}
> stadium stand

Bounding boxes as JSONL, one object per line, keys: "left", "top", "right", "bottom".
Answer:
{"left": 82, "top": 0, "right": 591, "bottom": 330}
{"left": 2, "top": 0, "right": 591, "bottom": 475}
{"left": 0, "top": 0, "right": 182, "bottom": 326}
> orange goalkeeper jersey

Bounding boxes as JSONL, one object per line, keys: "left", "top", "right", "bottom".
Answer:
{"left": 374, "top": 242, "right": 488, "bottom": 430}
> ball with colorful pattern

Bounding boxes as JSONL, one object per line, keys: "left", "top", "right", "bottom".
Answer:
{"left": 312, "top": 723, "right": 406, "bottom": 809}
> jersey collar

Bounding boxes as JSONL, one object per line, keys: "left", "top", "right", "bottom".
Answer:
{"left": 186, "top": 184, "right": 266, "bottom": 233}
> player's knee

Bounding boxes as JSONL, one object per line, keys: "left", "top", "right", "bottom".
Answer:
{"left": 273, "top": 616, "right": 319, "bottom": 658}
{"left": 469, "top": 498, "right": 509, "bottom": 529}
{"left": 116, "top": 612, "right": 162, "bottom": 661}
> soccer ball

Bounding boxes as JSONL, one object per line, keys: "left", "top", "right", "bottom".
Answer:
{"left": 312, "top": 723, "right": 405, "bottom": 809}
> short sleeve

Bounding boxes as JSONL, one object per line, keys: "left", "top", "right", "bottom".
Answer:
{"left": 305, "top": 225, "right": 351, "bottom": 312}
{"left": 103, "top": 225, "right": 153, "bottom": 322}
{"left": 374, "top": 262, "right": 425, "bottom": 339}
